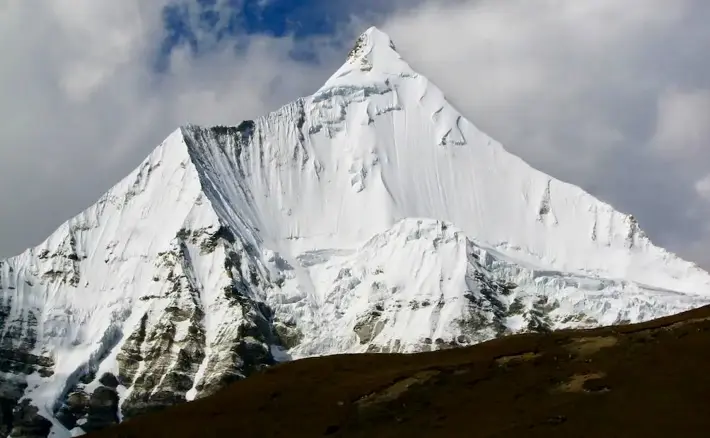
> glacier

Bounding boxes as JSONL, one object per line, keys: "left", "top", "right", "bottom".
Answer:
{"left": 0, "top": 27, "right": 708, "bottom": 437}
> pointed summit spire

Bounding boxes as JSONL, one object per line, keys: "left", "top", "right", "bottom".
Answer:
{"left": 346, "top": 26, "right": 398, "bottom": 63}
{"left": 319, "top": 26, "right": 415, "bottom": 91}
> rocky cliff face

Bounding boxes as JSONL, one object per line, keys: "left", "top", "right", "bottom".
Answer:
{"left": 1, "top": 27, "right": 709, "bottom": 437}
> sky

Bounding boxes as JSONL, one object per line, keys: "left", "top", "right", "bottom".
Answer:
{"left": 1, "top": 0, "right": 709, "bottom": 270}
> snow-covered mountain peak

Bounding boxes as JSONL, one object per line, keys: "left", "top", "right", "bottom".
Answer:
{"left": 320, "top": 26, "right": 414, "bottom": 91}
{"left": 349, "top": 26, "right": 399, "bottom": 61}
{"left": 2, "top": 27, "right": 710, "bottom": 438}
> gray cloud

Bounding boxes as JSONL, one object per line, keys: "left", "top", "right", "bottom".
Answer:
{"left": 1, "top": 0, "right": 709, "bottom": 272}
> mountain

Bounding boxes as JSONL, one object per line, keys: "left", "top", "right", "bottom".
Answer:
{"left": 86, "top": 304, "right": 710, "bottom": 438}
{"left": 0, "top": 27, "right": 709, "bottom": 437}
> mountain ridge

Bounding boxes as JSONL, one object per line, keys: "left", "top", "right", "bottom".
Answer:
{"left": 0, "top": 27, "right": 708, "bottom": 437}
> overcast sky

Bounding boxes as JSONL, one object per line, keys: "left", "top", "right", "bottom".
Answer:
{"left": 2, "top": 0, "right": 709, "bottom": 269}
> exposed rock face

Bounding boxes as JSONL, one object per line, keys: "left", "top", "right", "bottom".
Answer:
{"left": 0, "top": 215, "right": 285, "bottom": 436}
{"left": 84, "top": 387, "right": 120, "bottom": 433}
{"left": 116, "top": 241, "right": 207, "bottom": 418}
{"left": 112, "top": 227, "right": 280, "bottom": 419}
{"left": 0, "top": 300, "right": 54, "bottom": 378}
{"left": 55, "top": 385, "right": 120, "bottom": 434}
{"left": 0, "top": 379, "right": 28, "bottom": 437}
{"left": 0, "top": 284, "right": 55, "bottom": 437}
{"left": 8, "top": 401, "right": 52, "bottom": 438}
{"left": 55, "top": 389, "right": 89, "bottom": 431}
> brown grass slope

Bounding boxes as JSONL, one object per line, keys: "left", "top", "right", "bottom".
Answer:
{"left": 91, "top": 305, "right": 710, "bottom": 438}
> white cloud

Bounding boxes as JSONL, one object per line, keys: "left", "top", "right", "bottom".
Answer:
{"left": 696, "top": 174, "right": 710, "bottom": 202}
{"left": 652, "top": 88, "right": 710, "bottom": 158}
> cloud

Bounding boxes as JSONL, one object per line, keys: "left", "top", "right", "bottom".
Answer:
{"left": 1, "top": 0, "right": 709, "bottom": 273}
{"left": 652, "top": 88, "right": 710, "bottom": 159}
{"left": 696, "top": 174, "right": 710, "bottom": 202}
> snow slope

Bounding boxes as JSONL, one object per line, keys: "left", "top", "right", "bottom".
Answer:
{"left": 0, "top": 27, "right": 708, "bottom": 437}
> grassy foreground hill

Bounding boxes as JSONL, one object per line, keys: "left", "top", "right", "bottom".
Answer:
{"left": 90, "top": 305, "right": 710, "bottom": 438}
